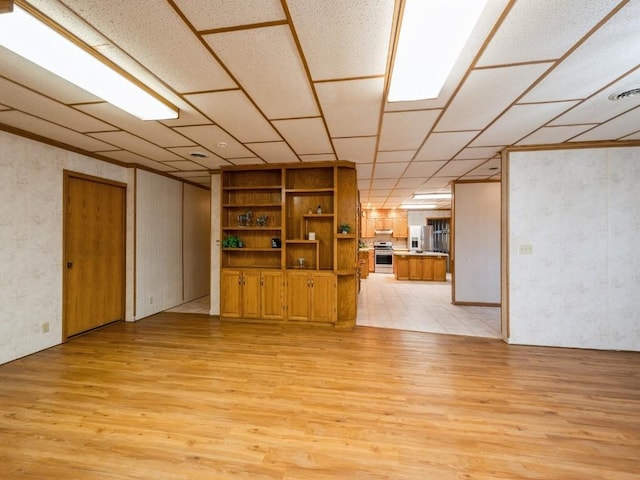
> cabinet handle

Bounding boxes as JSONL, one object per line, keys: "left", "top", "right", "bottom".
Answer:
{"left": 238, "top": 276, "right": 242, "bottom": 285}
{"left": 261, "top": 277, "right": 264, "bottom": 287}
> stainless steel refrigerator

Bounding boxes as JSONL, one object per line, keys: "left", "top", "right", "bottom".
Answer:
{"left": 408, "top": 225, "right": 434, "bottom": 252}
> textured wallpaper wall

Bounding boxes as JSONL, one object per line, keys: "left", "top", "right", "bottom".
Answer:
{"left": 507, "top": 147, "right": 640, "bottom": 351}
{"left": 0, "top": 131, "right": 130, "bottom": 364}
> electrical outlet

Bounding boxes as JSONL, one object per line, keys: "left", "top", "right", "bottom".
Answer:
{"left": 519, "top": 244, "right": 533, "bottom": 255}
{"left": 41, "top": 322, "right": 49, "bottom": 333}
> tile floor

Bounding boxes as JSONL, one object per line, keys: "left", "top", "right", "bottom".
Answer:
{"left": 165, "top": 273, "right": 502, "bottom": 339}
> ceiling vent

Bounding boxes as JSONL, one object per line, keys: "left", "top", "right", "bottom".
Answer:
{"left": 608, "top": 87, "right": 640, "bottom": 101}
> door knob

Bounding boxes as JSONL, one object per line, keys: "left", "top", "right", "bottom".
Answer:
{"left": 67, "top": 261, "right": 73, "bottom": 269}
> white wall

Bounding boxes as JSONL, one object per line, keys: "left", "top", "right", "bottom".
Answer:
{"left": 0, "top": 131, "right": 132, "bottom": 365}
{"left": 453, "top": 182, "right": 501, "bottom": 304}
{"left": 210, "top": 173, "right": 221, "bottom": 316}
{"left": 183, "top": 183, "right": 210, "bottom": 301}
{"left": 135, "top": 170, "right": 183, "bottom": 318}
{"left": 506, "top": 147, "right": 640, "bottom": 351}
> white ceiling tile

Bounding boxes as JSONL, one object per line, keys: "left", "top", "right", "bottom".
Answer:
{"left": 465, "top": 157, "right": 501, "bottom": 176}
{"left": 388, "top": 188, "right": 415, "bottom": 198}
{"left": 246, "top": 142, "right": 299, "bottom": 163}
{"left": 371, "top": 178, "right": 398, "bottom": 189}
{"left": 186, "top": 90, "right": 280, "bottom": 143}
{"left": 378, "top": 110, "right": 440, "bottom": 150}
{"left": 517, "top": 125, "right": 598, "bottom": 146}
{"left": 549, "top": 69, "right": 640, "bottom": 125}
{"left": 57, "top": 0, "right": 236, "bottom": 93}
{"left": 160, "top": 160, "right": 206, "bottom": 171}
{"left": 373, "top": 162, "right": 409, "bottom": 179}
{"left": 272, "top": 118, "right": 332, "bottom": 155}
{"left": 437, "top": 160, "right": 485, "bottom": 177}
{"left": 621, "top": 131, "right": 640, "bottom": 140}
{"left": 76, "top": 103, "right": 195, "bottom": 147}
{"left": 89, "top": 131, "right": 183, "bottom": 161}
{"left": 419, "top": 177, "right": 458, "bottom": 189}
{"left": 0, "top": 111, "right": 114, "bottom": 151}
{"left": 316, "top": 78, "right": 384, "bottom": 137}
{"left": 470, "top": 101, "right": 579, "bottom": 147}
{"left": 571, "top": 107, "right": 640, "bottom": 142}
{"left": 0, "top": 77, "right": 113, "bottom": 132}
{"left": 204, "top": 25, "right": 318, "bottom": 119}
{"left": 174, "top": 0, "right": 285, "bottom": 30}
{"left": 358, "top": 179, "right": 371, "bottom": 190}
{"left": 101, "top": 150, "right": 177, "bottom": 171}
{"left": 166, "top": 147, "right": 231, "bottom": 170}
{"left": 333, "top": 137, "right": 377, "bottom": 163}
{"left": 455, "top": 146, "right": 503, "bottom": 160}
{"left": 356, "top": 163, "right": 374, "bottom": 179}
{"left": 174, "top": 126, "right": 254, "bottom": 159}
{"left": 522, "top": 1, "right": 640, "bottom": 102}
{"left": 377, "top": 151, "right": 416, "bottom": 163}
{"left": 299, "top": 154, "right": 336, "bottom": 162}
{"left": 403, "top": 161, "right": 447, "bottom": 178}
{"left": 159, "top": 105, "right": 211, "bottom": 128}
{"left": 415, "top": 131, "right": 479, "bottom": 161}
{"left": 437, "top": 64, "right": 552, "bottom": 131}
{"left": 287, "top": 0, "right": 394, "bottom": 80}
{"left": 171, "top": 171, "right": 210, "bottom": 178}
{"left": 395, "top": 177, "right": 428, "bottom": 189}
{"left": 478, "top": 0, "right": 620, "bottom": 67}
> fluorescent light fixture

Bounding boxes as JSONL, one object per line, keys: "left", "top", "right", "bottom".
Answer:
{"left": 413, "top": 193, "right": 451, "bottom": 200}
{"left": 388, "top": 0, "right": 487, "bottom": 102}
{"left": 0, "top": 4, "right": 178, "bottom": 120}
{"left": 402, "top": 204, "right": 437, "bottom": 210}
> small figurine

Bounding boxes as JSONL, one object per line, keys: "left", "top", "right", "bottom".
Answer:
{"left": 316, "top": 205, "right": 322, "bottom": 214}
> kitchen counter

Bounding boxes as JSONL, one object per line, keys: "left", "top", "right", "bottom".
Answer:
{"left": 394, "top": 252, "right": 447, "bottom": 281}
{"left": 394, "top": 251, "right": 448, "bottom": 257}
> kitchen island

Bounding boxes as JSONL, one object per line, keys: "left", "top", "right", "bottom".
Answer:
{"left": 393, "top": 251, "right": 448, "bottom": 281}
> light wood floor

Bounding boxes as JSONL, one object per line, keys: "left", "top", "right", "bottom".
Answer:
{"left": 1, "top": 313, "right": 639, "bottom": 479}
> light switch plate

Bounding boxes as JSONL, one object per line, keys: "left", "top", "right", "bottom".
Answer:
{"left": 519, "top": 244, "right": 533, "bottom": 255}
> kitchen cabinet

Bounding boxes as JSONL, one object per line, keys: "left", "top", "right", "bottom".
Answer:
{"left": 368, "top": 250, "right": 374, "bottom": 273}
{"left": 358, "top": 250, "right": 369, "bottom": 279}
{"left": 287, "top": 271, "right": 336, "bottom": 323}
{"left": 394, "top": 254, "right": 447, "bottom": 282}
{"left": 362, "top": 208, "right": 407, "bottom": 237}
{"left": 221, "top": 269, "right": 284, "bottom": 320}
{"left": 395, "top": 254, "right": 409, "bottom": 280}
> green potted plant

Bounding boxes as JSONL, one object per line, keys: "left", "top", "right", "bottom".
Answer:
{"left": 339, "top": 223, "right": 351, "bottom": 234}
{"left": 222, "top": 234, "right": 241, "bottom": 248}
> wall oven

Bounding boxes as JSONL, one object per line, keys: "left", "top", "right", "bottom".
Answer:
{"left": 373, "top": 241, "right": 394, "bottom": 274}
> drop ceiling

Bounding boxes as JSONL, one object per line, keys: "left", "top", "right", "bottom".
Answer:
{"left": 1, "top": 0, "right": 639, "bottom": 210}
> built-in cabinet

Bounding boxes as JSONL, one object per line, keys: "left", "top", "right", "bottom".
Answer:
{"left": 361, "top": 209, "right": 408, "bottom": 238}
{"left": 220, "top": 161, "right": 358, "bottom": 327}
{"left": 358, "top": 250, "right": 369, "bottom": 279}
{"left": 220, "top": 269, "right": 284, "bottom": 320}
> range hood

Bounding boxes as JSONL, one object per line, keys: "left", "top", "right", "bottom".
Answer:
{"left": 375, "top": 229, "right": 393, "bottom": 235}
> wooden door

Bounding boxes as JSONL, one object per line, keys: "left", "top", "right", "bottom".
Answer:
{"left": 310, "top": 272, "right": 336, "bottom": 323}
{"left": 287, "top": 271, "right": 310, "bottom": 321}
{"left": 242, "top": 270, "right": 261, "bottom": 319}
{"left": 220, "top": 269, "right": 242, "bottom": 318}
{"left": 64, "top": 174, "right": 125, "bottom": 338}
{"left": 261, "top": 270, "right": 284, "bottom": 320}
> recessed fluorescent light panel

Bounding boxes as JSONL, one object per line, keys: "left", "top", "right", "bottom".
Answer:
{"left": 402, "top": 204, "right": 437, "bottom": 210}
{"left": 0, "top": 5, "right": 178, "bottom": 121}
{"left": 388, "top": 0, "right": 487, "bottom": 102}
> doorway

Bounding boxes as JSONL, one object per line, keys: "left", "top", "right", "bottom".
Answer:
{"left": 63, "top": 172, "right": 126, "bottom": 338}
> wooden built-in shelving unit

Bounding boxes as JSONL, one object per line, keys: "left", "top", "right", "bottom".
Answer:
{"left": 219, "top": 161, "right": 358, "bottom": 328}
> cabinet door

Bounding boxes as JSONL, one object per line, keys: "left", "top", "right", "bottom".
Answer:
{"left": 393, "top": 217, "right": 408, "bottom": 238}
{"left": 287, "top": 271, "right": 310, "bottom": 321}
{"left": 261, "top": 270, "right": 284, "bottom": 320}
{"left": 220, "top": 269, "right": 243, "bottom": 318}
{"left": 368, "top": 250, "right": 374, "bottom": 272}
{"left": 408, "top": 257, "right": 422, "bottom": 280}
{"left": 421, "top": 258, "right": 434, "bottom": 281}
{"left": 395, "top": 256, "right": 409, "bottom": 280}
{"left": 433, "top": 258, "right": 446, "bottom": 281}
{"left": 242, "top": 270, "right": 261, "bottom": 318}
{"left": 310, "top": 272, "right": 336, "bottom": 323}
{"left": 363, "top": 217, "right": 376, "bottom": 238}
